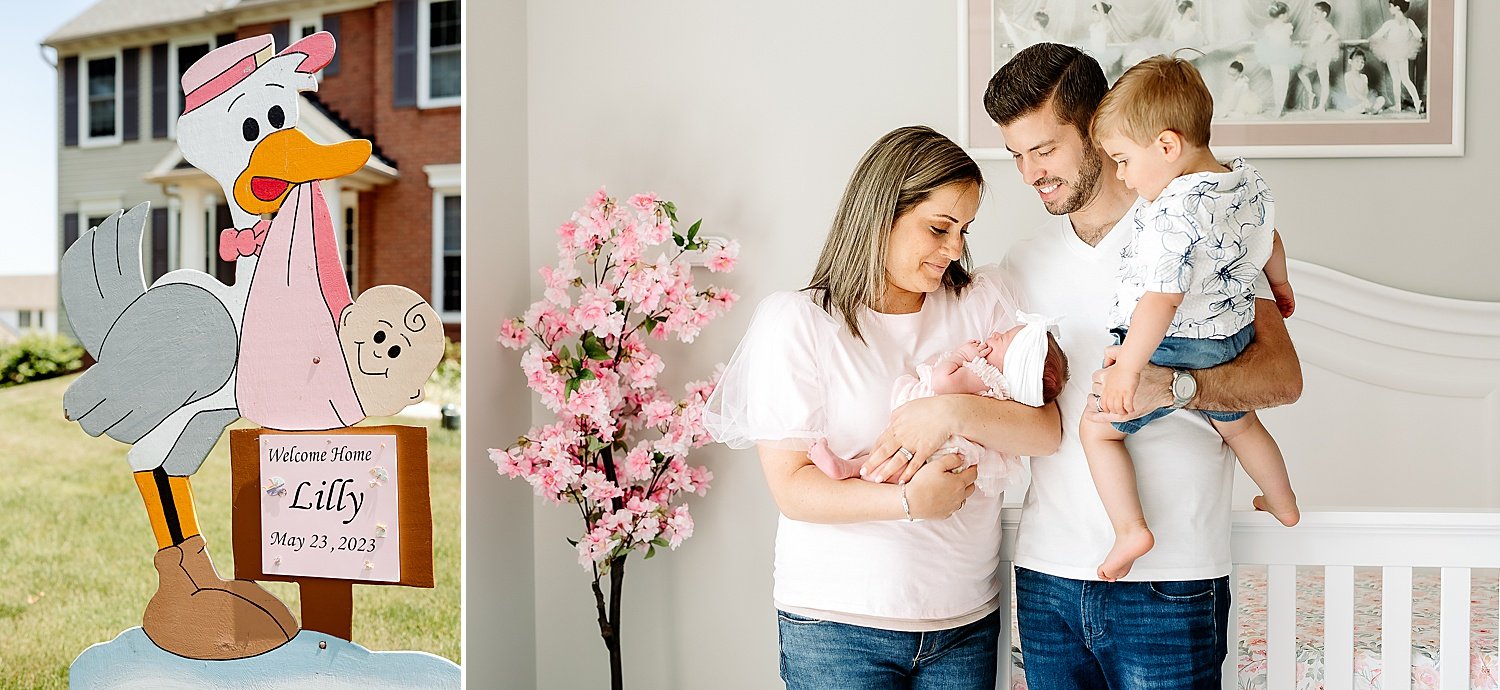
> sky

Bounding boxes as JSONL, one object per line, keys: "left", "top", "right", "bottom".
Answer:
{"left": 0, "top": 0, "right": 105, "bottom": 276}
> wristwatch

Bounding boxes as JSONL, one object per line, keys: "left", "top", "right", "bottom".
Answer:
{"left": 1169, "top": 369, "right": 1197, "bottom": 409}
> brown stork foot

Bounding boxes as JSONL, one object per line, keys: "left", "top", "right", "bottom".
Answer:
{"left": 142, "top": 535, "right": 299, "bottom": 659}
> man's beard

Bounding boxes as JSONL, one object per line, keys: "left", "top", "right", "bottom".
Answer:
{"left": 1039, "top": 145, "right": 1103, "bottom": 216}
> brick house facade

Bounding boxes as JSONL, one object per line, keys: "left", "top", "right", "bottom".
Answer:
{"left": 46, "top": 0, "right": 462, "bottom": 340}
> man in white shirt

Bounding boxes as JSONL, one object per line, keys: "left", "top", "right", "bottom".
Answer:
{"left": 984, "top": 43, "right": 1302, "bottom": 689}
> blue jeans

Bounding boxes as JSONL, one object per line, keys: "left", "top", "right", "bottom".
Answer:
{"left": 1111, "top": 324, "right": 1255, "bottom": 434}
{"left": 1014, "top": 567, "right": 1229, "bottom": 690}
{"left": 777, "top": 608, "right": 1000, "bottom": 689}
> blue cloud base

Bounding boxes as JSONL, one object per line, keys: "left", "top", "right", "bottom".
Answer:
{"left": 71, "top": 627, "right": 460, "bottom": 689}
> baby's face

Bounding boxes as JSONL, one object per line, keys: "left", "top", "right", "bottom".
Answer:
{"left": 982, "top": 325, "right": 1026, "bottom": 369}
{"left": 339, "top": 285, "right": 446, "bottom": 417}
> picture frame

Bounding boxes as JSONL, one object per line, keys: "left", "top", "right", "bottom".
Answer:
{"left": 959, "top": 0, "right": 1466, "bottom": 158}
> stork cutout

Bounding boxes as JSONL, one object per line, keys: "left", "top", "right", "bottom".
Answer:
{"left": 60, "top": 32, "right": 444, "bottom": 661}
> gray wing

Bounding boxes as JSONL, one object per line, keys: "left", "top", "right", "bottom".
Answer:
{"left": 161, "top": 409, "right": 241, "bottom": 476}
{"left": 60, "top": 203, "right": 150, "bottom": 358}
{"left": 63, "top": 283, "right": 238, "bottom": 444}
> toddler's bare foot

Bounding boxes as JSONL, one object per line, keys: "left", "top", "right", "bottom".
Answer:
{"left": 1253, "top": 493, "right": 1301, "bottom": 527}
{"left": 1097, "top": 524, "right": 1154, "bottom": 582}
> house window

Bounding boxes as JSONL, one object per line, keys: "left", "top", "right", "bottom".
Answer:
{"left": 170, "top": 39, "right": 212, "bottom": 137}
{"left": 419, "top": 0, "right": 461, "bottom": 107}
{"left": 82, "top": 54, "right": 121, "bottom": 145}
{"left": 425, "top": 163, "right": 460, "bottom": 320}
{"left": 291, "top": 13, "right": 322, "bottom": 40}
{"left": 87, "top": 58, "right": 116, "bottom": 137}
{"left": 434, "top": 194, "right": 461, "bottom": 320}
{"left": 80, "top": 197, "right": 123, "bottom": 236}
{"left": 18, "top": 311, "right": 32, "bottom": 329}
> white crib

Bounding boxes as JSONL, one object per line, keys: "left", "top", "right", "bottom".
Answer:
{"left": 1229, "top": 511, "right": 1500, "bottom": 690}
{"left": 994, "top": 510, "right": 1500, "bottom": 690}
{"left": 995, "top": 259, "right": 1500, "bottom": 690}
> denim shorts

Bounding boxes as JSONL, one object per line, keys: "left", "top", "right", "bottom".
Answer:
{"left": 1015, "top": 567, "right": 1230, "bottom": 690}
{"left": 777, "top": 608, "right": 1000, "bottom": 689}
{"left": 1110, "top": 323, "right": 1254, "bottom": 434}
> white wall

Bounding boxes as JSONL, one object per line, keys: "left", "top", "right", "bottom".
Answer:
{"left": 519, "top": 4, "right": 963, "bottom": 687}
{"left": 0, "top": 310, "right": 22, "bottom": 335}
{"left": 467, "top": 1, "right": 1500, "bottom": 687}
{"left": 463, "top": 0, "right": 535, "bottom": 687}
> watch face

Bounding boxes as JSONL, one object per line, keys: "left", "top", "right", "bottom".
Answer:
{"left": 1173, "top": 372, "right": 1196, "bottom": 399}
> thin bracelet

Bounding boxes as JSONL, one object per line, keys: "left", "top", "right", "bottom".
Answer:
{"left": 899, "top": 482, "right": 915, "bottom": 522}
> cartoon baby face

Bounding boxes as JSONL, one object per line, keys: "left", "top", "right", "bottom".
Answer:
{"left": 339, "top": 285, "right": 445, "bottom": 417}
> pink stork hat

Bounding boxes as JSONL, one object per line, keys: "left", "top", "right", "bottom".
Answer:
{"left": 181, "top": 32, "right": 336, "bottom": 115}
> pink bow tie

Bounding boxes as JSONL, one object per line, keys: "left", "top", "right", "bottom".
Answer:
{"left": 219, "top": 220, "right": 271, "bottom": 262}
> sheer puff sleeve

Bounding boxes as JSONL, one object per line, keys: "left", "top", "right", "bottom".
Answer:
{"left": 704, "top": 291, "right": 831, "bottom": 451}
{"left": 966, "top": 264, "right": 1024, "bottom": 334}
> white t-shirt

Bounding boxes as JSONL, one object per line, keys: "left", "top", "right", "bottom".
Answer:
{"left": 1108, "top": 158, "right": 1275, "bottom": 340}
{"left": 1002, "top": 204, "right": 1270, "bottom": 582}
{"left": 705, "top": 266, "right": 1021, "bottom": 628}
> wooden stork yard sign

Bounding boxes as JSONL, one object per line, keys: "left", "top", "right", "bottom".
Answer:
{"left": 62, "top": 32, "right": 457, "bottom": 687}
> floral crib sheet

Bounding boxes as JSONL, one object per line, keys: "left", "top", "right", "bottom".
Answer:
{"left": 1006, "top": 568, "right": 1499, "bottom": 690}
{"left": 1234, "top": 567, "right": 1498, "bottom": 690}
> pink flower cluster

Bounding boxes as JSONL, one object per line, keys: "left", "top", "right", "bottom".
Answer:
{"left": 490, "top": 189, "right": 735, "bottom": 572}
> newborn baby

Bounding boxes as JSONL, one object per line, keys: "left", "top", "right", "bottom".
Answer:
{"left": 809, "top": 312, "right": 1067, "bottom": 496}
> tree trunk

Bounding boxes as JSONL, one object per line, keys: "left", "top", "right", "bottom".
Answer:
{"left": 594, "top": 446, "right": 628, "bottom": 688}
{"left": 593, "top": 555, "right": 628, "bottom": 690}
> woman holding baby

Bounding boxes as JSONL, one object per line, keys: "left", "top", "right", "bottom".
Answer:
{"left": 705, "top": 125, "right": 1063, "bottom": 689}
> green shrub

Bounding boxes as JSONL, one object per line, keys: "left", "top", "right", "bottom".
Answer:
{"left": 426, "top": 337, "right": 462, "bottom": 406}
{"left": 0, "top": 333, "right": 86, "bottom": 387}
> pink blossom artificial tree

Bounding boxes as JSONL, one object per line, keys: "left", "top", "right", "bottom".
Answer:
{"left": 490, "top": 189, "right": 738, "bottom": 689}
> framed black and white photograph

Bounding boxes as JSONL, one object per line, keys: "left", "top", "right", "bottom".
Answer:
{"left": 960, "top": 0, "right": 1466, "bottom": 157}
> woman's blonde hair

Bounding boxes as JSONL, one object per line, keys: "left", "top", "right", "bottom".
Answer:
{"left": 806, "top": 125, "right": 982, "bottom": 342}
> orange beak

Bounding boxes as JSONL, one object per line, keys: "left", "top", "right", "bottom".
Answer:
{"left": 233, "top": 129, "right": 371, "bottom": 215}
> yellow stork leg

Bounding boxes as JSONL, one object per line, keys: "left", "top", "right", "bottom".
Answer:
{"left": 132, "top": 469, "right": 201, "bottom": 549}
{"left": 132, "top": 467, "right": 299, "bottom": 658}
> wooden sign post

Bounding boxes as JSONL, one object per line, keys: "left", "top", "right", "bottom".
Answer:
{"left": 229, "top": 425, "right": 434, "bottom": 640}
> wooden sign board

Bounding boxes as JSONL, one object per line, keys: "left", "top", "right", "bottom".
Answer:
{"left": 231, "top": 426, "right": 433, "bottom": 588}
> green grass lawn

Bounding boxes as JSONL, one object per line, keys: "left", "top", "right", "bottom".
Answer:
{"left": 0, "top": 375, "right": 460, "bottom": 689}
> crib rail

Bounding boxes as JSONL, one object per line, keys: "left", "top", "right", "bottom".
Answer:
{"left": 994, "top": 509, "right": 1500, "bottom": 690}
{"left": 1228, "top": 511, "right": 1500, "bottom": 690}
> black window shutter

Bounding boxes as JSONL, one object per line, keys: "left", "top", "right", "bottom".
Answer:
{"left": 151, "top": 207, "right": 170, "bottom": 281}
{"left": 271, "top": 22, "right": 289, "bottom": 51}
{"left": 214, "top": 203, "right": 235, "bottom": 285}
{"left": 63, "top": 213, "right": 79, "bottom": 252}
{"left": 150, "top": 43, "right": 168, "bottom": 139}
{"left": 322, "top": 13, "right": 341, "bottom": 75}
{"left": 62, "top": 56, "right": 78, "bottom": 146}
{"left": 216, "top": 32, "right": 236, "bottom": 48}
{"left": 393, "top": 0, "right": 417, "bottom": 107}
{"left": 121, "top": 47, "right": 140, "bottom": 141}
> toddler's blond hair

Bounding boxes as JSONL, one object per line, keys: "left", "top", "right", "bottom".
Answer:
{"left": 1090, "top": 55, "right": 1214, "bottom": 148}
